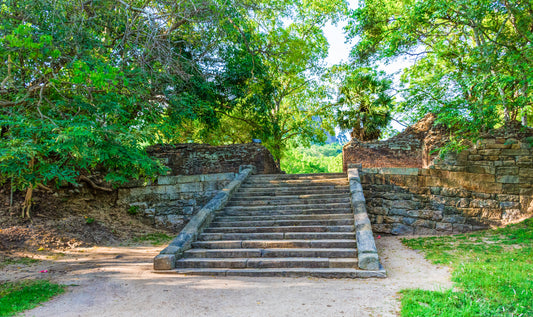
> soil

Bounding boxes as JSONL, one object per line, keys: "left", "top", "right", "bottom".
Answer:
{"left": 1, "top": 236, "right": 452, "bottom": 317}
{"left": 0, "top": 185, "right": 175, "bottom": 252}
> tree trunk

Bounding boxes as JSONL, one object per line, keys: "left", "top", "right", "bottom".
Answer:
{"left": 22, "top": 185, "right": 33, "bottom": 218}
{"left": 21, "top": 157, "right": 35, "bottom": 218}
{"left": 522, "top": 113, "right": 528, "bottom": 127}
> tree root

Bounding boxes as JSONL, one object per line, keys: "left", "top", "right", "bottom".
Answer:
{"left": 79, "top": 175, "right": 113, "bottom": 192}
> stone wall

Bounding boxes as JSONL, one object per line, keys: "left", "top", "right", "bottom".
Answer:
{"left": 343, "top": 113, "right": 449, "bottom": 170}
{"left": 147, "top": 143, "right": 281, "bottom": 175}
{"left": 360, "top": 127, "right": 533, "bottom": 235}
{"left": 118, "top": 173, "right": 236, "bottom": 230}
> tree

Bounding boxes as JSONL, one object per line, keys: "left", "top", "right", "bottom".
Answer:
{"left": 0, "top": 0, "right": 268, "bottom": 217}
{"left": 198, "top": 0, "right": 350, "bottom": 163}
{"left": 334, "top": 67, "right": 394, "bottom": 141}
{"left": 347, "top": 0, "right": 533, "bottom": 135}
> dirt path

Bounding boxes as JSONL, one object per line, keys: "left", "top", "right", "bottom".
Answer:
{"left": 16, "top": 236, "right": 451, "bottom": 317}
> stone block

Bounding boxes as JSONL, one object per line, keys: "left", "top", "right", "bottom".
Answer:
{"left": 413, "top": 219, "right": 436, "bottom": 228}
{"left": 372, "top": 224, "right": 392, "bottom": 234}
{"left": 458, "top": 208, "right": 481, "bottom": 217}
{"left": 452, "top": 223, "right": 473, "bottom": 233}
{"left": 502, "top": 149, "right": 530, "bottom": 156}
{"left": 414, "top": 227, "right": 437, "bottom": 235}
{"left": 469, "top": 199, "right": 499, "bottom": 208}
{"left": 519, "top": 168, "right": 533, "bottom": 178}
{"left": 496, "top": 167, "right": 519, "bottom": 175}
{"left": 442, "top": 215, "right": 465, "bottom": 224}
{"left": 383, "top": 215, "right": 401, "bottom": 223}
{"left": 466, "top": 165, "right": 494, "bottom": 174}
{"left": 391, "top": 224, "right": 414, "bottom": 235}
{"left": 497, "top": 175, "right": 520, "bottom": 184}
{"left": 502, "top": 209, "right": 522, "bottom": 222}
{"left": 480, "top": 209, "right": 502, "bottom": 220}
{"left": 484, "top": 143, "right": 512, "bottom": 149}
{"left": 402, "top": 217, "right": 417, "bottom": 225}
{"left": 499, "top": 201, "right": 520, "bottom": 209}
{"left": 358, "top": 253, "right": 380, "bottom": 271}
{"left": 436, "top": 222, "right": 453, "bottom": 231}
{"left": 368, "top": 207, "right": 388, "bottom": 215}
{"left": 154, "top": 254, "right": 176, "bottom": 270}
{"left": 478, "top": 149, "right": 502, "bottom": 156}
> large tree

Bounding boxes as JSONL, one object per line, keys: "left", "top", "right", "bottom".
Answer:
{"left": 193, "top": 0, "right": 349, "bottom": 163}
{"left": 0, "top": 0, "right": 267, "bottom": 216}
{"left": 348, "top": 0, "right": 533, "bottom": 134}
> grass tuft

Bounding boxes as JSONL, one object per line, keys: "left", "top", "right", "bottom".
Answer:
{"left": 0, "top": 257, "right": 39, "bottom": 269}
{"left": 0, "top": 280, "right": 65, "bottom": 316}
{"left": 132, "top": 232, "right": 173, "bottom": 246}
{"left": 401, "top": 218, "right": 533, "bottom": 316}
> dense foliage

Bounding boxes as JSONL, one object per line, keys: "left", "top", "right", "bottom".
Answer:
{"left": 0, "top": 0, "right": 348, "bottom": 216}
{"left": 348, "top": 0, "right": 533, "bottom": 134}
{"left": 2, "top": 0, "right": 532, "bottom": 217}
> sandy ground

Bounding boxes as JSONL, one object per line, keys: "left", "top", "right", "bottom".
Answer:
{"left": 11, "top": 236, "right": 452, "bottom": 317}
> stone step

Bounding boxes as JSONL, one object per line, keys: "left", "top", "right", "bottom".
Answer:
{"left": 198, "top": 232, "right": 355, "bottom": 241}
{"left": 204, "top": 225, "right": 355, "bottom": 234}
{"left": 221, "top": 208, "right": 353, "bottom": 217}
{"left": 165, "top": 267, "right": 386, "bottom": 278}
{"left": 240, "top": 180, "right": 348, "bottom": 188}
{"left": 209, "top": 219, "right": 353, "bottom": 228}
{"left": 191, "top": 239, "right": 356, "bottom": 249}
{"left": 175, "top": 257, "right": 357, "bottom": 269}
{"left": 235, "top": 186, "right": 350, "bottom": 195}
{"left": 249, "top": 173, "right": 347, "bottom": 180}
{"left": 223, "top": 202, "right": 352, "bottom": 212}
{"left": 233, "top": 188, "right": 350, "bottom": 197}
{"left": 231, "top": 193, "right": 349, "bottom": 201}
{"left": 227, "top": 197, "right": 350, "bottom": 207}
{"left": 183, "top": 248, "right": 358, "bottom": 258}
{"left": 214, "top": 213, "right": 353, "bottom": 222}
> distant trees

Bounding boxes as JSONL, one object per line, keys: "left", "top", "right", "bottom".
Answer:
{"left": 334, "top": 67, "right": 394, "bottom": 141}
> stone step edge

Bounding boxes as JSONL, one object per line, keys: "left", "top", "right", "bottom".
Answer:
{"left": 230, "top": 193, "right": 350, "bottom": 200}
{"left": 250, "top": 173, "right": 347, "bottom": 177}
{"left": 214, "top": 214, "right": 353, "bottom": 221}
{"left": 175, "top": 257, "right": 358, "bottom": 268}
{"left": 154, "top": 266, "right": 387, "bottom": 278}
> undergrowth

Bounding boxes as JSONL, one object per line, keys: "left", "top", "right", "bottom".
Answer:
{"left": 401, "top": 218, "right": 533, "bottom": 316}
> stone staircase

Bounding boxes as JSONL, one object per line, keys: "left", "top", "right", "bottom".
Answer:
{"left": 170, "top": 173, "right": 381, "bottom": 278}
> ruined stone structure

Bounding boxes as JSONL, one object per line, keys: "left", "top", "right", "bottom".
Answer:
{"left": 345, "top": 121, "right": 533, "bottom": 234}
{"left": 342, "top": 113, "right": 449, "bottom": 170}
{"left": 119, "top": 144, "right": 281, "bottom": 229}
{"left": 147, "top": 143, "right": 281, "bottom": 175}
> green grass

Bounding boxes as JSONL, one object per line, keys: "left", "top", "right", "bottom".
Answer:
{"left": 0, "top": 280, "right": 65, "bottom": 316}
{"left": 132, "top": 232, "right": 173, "bottom": 245}
{"left": 400, "top": 218, "right": 533, "bottom": 317}
{"left": 0, "top": 257, "right": 39, "bottom": 269}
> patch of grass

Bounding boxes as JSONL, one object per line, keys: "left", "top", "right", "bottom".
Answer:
{"left": 0, "top": 280, "right": 65, "bottom": 316}
{"left": 132, "top": 233, "right": 173, "bottom": 246}
{"left": 401, "top": 218, "right": 533, "bottom": 317}
{"left": 0, "top": 257, "right": 39, "bottom": 269}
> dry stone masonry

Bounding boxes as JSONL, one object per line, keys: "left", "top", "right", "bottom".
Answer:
{"left": 118, "top": 173, "right": 236, "bottom": 230}
{"left": 118, "top": 144, "right": 281, "bottom": 230}
{"left": 345, "top": 122, "right": 533, "bottom": 235}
